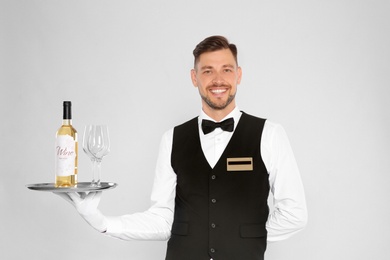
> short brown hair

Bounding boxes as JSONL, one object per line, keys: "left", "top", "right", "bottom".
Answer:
{"left": 193, "top": 35, "right": 238, "bottom": 67}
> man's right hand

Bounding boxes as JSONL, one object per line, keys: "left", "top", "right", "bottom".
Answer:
{"left": 55, "top": 191, "right": 107, "bottom": 233}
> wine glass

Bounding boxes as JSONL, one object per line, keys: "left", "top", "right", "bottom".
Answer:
{"left": 82, "top": 125, "right": 96, "bottom": 185}
{"left": 83, "top": 125, "right": 110, "bottom": 187}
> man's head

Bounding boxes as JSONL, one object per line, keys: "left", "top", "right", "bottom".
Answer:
{"left": 191, "top": 36, "right": 242, "bottom": 119}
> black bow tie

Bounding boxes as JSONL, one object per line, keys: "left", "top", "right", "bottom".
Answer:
{"left": 201, "top": 118, "right": 234, "bottom": 134}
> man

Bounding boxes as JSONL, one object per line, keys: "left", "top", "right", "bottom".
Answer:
{"left": 58, "top": 36, "right": 307, "bottom": 260}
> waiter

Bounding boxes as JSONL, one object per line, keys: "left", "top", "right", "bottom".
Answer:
{"left": 58, "top": 35, "right": 308, "bottom": 260}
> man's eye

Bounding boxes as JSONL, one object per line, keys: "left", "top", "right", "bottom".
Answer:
{"left": 224, "top": 69, "right": 232, "bottom": 73}
{"left": 203, "top": 70, "right": 211, "bottom": 74}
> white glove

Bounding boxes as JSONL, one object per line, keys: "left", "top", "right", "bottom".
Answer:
{"left": 55, "top": 191, "right": 107, "bottom": 233}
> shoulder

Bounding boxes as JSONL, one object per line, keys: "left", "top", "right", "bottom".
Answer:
{"left": 262, "top": 120, "right": 292, "bottom": 154}
{"left": 239, "top": 111, "right": 285, "bottom": 136}
{"left": 241, "top": 111, "right": 266, "bottom": 122}
{"left": 264, "top": 120, "right": 284, "bottom": 134}
{"left": 263, "top": 119, "right": 288, "bottom": 139}
{"left": 173, "top": 116, "right": 198, "bottom": 130}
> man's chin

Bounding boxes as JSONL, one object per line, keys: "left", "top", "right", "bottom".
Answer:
{"left": 205, "top": 99, "right": 234, "bottom": 110}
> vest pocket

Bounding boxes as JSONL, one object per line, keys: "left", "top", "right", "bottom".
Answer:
{"left": 240, "top": 224, "right": 267, "bottom": 238}
{"left": 171, "top": 222, "right": 189, "bottom": 236}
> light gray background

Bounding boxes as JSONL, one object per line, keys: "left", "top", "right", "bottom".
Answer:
{"left": 1, "top": 0, "right": 389, "bottom": 259}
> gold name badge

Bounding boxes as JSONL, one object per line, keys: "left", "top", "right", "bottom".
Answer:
{"left": 227, "top": 157, "right": 253, "bottom": 171}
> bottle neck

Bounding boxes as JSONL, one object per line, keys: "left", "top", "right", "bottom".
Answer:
{"left": 63, "top": 101, "right": 72, "bottom": 121}
{"left": 62, "top": 101, "right": 72, "bottom": 125}
{"left": 62, "top": 119, "right": 72, "bottom": 126}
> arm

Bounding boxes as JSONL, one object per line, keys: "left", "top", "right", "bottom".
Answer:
{"left": 57, "top": 129, "right": 177, "bottom": 241}
{"left": 105, "top": 129, "right": 176, "bottom": 240}
{"left": 262, "top": 121, "right": 308, "bottom": 242}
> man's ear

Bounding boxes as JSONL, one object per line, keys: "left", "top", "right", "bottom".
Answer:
{"left": 237, "top": 66, "right": 242, "bottom": 85}
{"left": 191, "top": 69, "right": 198, "bottom": 87}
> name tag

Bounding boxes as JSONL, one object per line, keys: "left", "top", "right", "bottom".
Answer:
{"left": 227, "top": 157, "right": 253, "bottom": 171}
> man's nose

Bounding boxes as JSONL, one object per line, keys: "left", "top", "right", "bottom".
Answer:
{"left": 212, "top": 73, "right": 224, "bottom": 85}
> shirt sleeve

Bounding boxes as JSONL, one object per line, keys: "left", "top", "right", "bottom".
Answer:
{"left": 104, "top": 129, "right": 176, "bottom": 241}
{"left": 262, "top": 121, "right": 308, "bottom": 242}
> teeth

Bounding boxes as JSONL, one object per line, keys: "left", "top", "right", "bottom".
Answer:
{"left": 211, "top": 89, "right": 226, "bottom": 93}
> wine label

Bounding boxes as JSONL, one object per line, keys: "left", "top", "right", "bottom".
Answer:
{"left": 55, "top": 135, "right": 76, "bottom": 177}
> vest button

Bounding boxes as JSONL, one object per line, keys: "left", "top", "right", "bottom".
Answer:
{"left": 210, "top": 248, "right": 216, "bottom": 253}
{"left": 211, "top": 175, "right": 216, "bottom": 180}
{"left": 211, "top": 223, "right": 216, "bottom": 228}
{"left": 211, "top": 198, "right": 217, "bottom": 203}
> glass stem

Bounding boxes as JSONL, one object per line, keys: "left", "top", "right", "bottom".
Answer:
{"left": 91, "top": 159, "right": 97, "bottom": 185}
{"left": 96, "top": 159, "right": 102, "bottom": 186}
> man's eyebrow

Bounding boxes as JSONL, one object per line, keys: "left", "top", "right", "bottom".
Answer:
{"left": 200, "top": 65, "right": 213, "bottom": 70}
{"left": 199, "top": 64, "right": 235, "bottom": 70}
{"left": 222, "top": 64, "right": 235, "bottom": 68}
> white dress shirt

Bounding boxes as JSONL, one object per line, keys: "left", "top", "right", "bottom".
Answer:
{"left": 105, "top": 107, "right": 307, "bottom": 242}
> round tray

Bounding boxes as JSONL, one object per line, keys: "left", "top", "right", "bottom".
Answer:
{"left": 26, "top": 182, "right": 117, "bottom": 192}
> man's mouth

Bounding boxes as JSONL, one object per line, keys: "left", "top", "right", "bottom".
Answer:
{"left": 210, "top": 88, "right": 227, "bottom": 94}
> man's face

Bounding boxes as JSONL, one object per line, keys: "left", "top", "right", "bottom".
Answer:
{"left": 191, "top": 48, "right": 242, "bottom": 112}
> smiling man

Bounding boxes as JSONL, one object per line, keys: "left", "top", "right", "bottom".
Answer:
{"left": 58, "top": 36, "right": 308, "bottom": 260}
{"left": 191, "top": 46, "right": 241, "bottom": 119}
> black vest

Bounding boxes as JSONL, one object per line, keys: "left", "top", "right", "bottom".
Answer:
{"left": 166, "top": 112, "right": 269, "bottom": 260}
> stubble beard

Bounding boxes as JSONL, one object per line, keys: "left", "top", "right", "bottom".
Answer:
{"left": 201, "top": 92, "right": 236, "bottom": 110}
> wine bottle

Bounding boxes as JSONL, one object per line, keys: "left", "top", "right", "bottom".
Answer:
{"left": 55, "top": 101, "right": 78, "bottom": 187}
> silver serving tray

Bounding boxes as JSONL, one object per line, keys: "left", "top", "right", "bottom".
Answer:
{"left": 26, "top": 182, "right": 117, "bottom": 192}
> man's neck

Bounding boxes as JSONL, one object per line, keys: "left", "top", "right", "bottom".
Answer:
{"left": 202, "top": 104, "right": 236, "bottom": 122}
